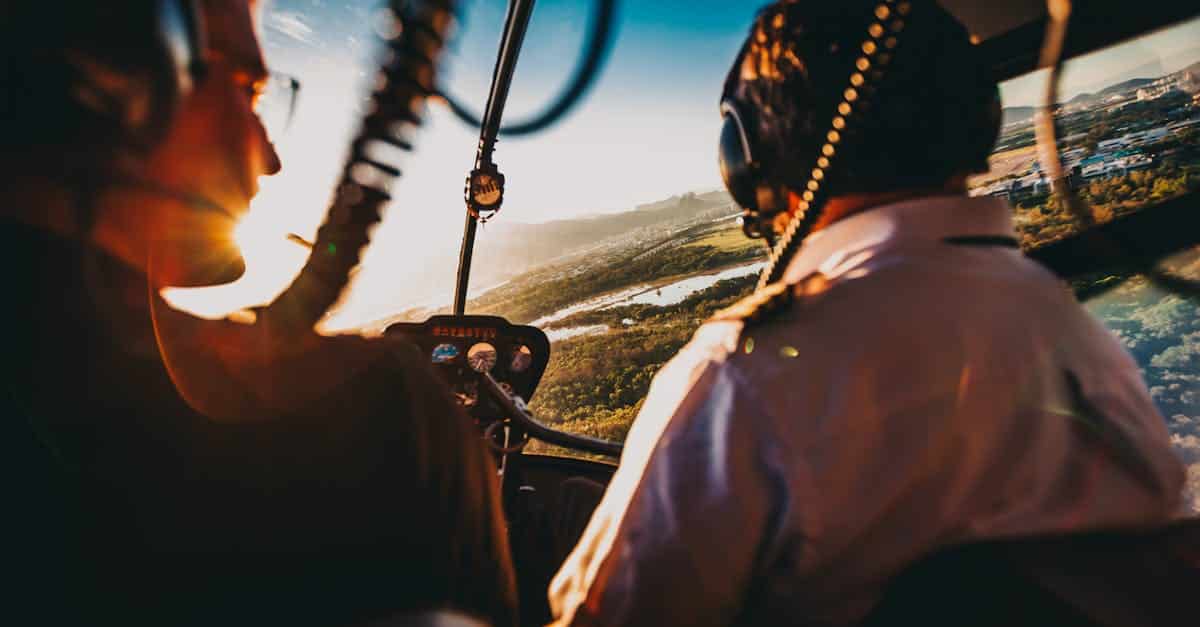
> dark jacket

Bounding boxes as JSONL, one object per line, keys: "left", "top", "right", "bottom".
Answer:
{"left": 3, "top": 220, "right": 516, "bottom": 627}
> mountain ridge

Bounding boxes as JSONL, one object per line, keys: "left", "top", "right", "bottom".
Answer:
{"left": 471, "top": 190, "right": 736, "bottom": 279}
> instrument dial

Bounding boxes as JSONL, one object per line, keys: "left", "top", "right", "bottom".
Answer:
{"left": 467, "top": 342, "right": 498, "bottom": 373}
{"left": 510, "top": 344, "right": 533, "bottom": 373}
{"left": 471, "top": 172, "right": 503, "bottom": 206}
{"left": 431, "top": 343, "right": 460, "bottom": 364}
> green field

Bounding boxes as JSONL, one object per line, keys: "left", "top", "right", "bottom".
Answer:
{"left": 683, "top": 225, "right": 763, "bottom": 254}
{"left": 524, "top": 272, "right": 759, "bottom": 459}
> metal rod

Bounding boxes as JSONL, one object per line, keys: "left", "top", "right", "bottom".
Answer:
{"left": 452, "top": 0, "right": 537, "bottom": 315}
{"left": 476, "top": 0, "right": 536, "bottom": 166}
{"left": 481, "top": 373, "right": 623, "bottom": 458}
{"left": 453, "top": 211, "right": 479, "bottom": 314}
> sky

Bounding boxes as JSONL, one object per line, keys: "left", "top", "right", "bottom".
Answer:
{"left": 164, "top": 3, "right": 1200, "bottom": 330}
{"left": 167, "top": 0, "right": 763, "bottom": 326}
{"left": 999, "top": 17, "right": 1200, "bottom": 108}
{"left": 251, "top": 0, "right": 761, "bottom": 222}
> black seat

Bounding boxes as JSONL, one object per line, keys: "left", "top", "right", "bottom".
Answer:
{"left": 863, "top": 519, "right": 1200, "bottom": 627}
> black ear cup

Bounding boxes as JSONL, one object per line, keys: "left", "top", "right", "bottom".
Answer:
{"left": 720, "top": 100, "right": 784, "bottom": 241}
{"left": 157, "top": 0, "right": 207, "bottom": 100}
{"left": 718, "top": 101, "right": 759, "bottom": 213}
{"left": 119, "top": 0, "right": 206, "bottom": 150}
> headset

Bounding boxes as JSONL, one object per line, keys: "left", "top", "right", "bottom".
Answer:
{"left": 718, "top": 98, "right": 775, "bottom": 240}
{"left": 1, "top": 0, "right": 207, "bottom": 167}
{"left": 154, "top": 0, "right": 210, "bottom": 105}
{"left": 3, "top": 0, "right": 456, "bottom": 425}
{"left": 717, "top": 0, "right": 1001, "bottom": 288}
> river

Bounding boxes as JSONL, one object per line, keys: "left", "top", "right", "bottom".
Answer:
{"left": 601, "top": 261, "right": 765, "bottom": 309}
{"left": 537, "top": 261, "right": 765, "bottom": 341}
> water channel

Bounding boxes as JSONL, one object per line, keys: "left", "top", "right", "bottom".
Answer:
{"left": 537, "top": 261, "right": 766, "bottom": 341}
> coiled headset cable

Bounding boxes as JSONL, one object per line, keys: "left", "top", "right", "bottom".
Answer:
{"left": 265, "top": 0, "right": 460, "bottom": 332}
{"left": 757, "top": 0, "right": 910, "bottom": 290}
{"left": 440, "top": 0, "right": 619, "bottom": 137}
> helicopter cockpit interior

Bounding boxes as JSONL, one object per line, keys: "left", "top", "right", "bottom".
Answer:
{"left": 84, "top": 0, "right": 1200, "bottom": 624}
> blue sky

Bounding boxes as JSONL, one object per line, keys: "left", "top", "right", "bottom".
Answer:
{"left": 254, "top": 0, "right": 761, "bottom": 226}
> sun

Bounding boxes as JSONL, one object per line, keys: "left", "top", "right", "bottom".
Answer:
{"left": 161, "top": 208, "right": 311, "bottom": 320}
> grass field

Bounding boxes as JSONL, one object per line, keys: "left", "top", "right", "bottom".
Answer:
{"left": 683, "top": 225, "right": 762, "bottom": 253}
{"left": 969, "top": 144, "right": 1040, "bottom": 187}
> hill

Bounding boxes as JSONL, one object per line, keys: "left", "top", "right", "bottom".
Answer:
{"left": 355, "top": 189, "right": 741, "bottom": 332}
{"left": 1002, "top": 106, "right": 1036, "bottom": 126}
{"left": 1098, "top": 77, "right": 1156, "bottom": 96}
{"left": 1061, "top": 78, "right": 1157, "bottom": 109}
{"left": 471, "top": 190, "right": 736, "bottom": 278}
{"left": 1068, "top": 92, "right": 1100, "bottom": 105}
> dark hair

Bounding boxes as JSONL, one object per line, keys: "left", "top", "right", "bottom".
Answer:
{"left": 722, "top": 0, "right": 1001, "bottom": 195}
{"left": 0, "top": 1, "right": 176, "bottom": 172}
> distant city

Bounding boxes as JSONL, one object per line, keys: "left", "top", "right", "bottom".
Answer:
{"left": 973, "top": 63, "right": 1200, "bottom": 204}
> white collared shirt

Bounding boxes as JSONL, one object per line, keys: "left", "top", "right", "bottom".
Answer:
{"left": 548, "top": 195, "right": 1186, "bottom": 627}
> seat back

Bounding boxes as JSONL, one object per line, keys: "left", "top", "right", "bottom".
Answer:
{"left": 863, "top": 519, "right": 1200, "bottom": 627}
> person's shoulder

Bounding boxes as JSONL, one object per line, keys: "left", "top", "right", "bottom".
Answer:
{"left": 656, "top": 272, "right": 846, "bottom": 398}
{"left": 190, "top": 316, "right": 447, "bottom": 420}
{"left": 708, "top": 272, "right": 834, "bottom": 338}
{"left": 696, "top": 265, "right": 959, "bottom": 371}
{"left": 699, "top": 270, "right": 875, "bottom": 366}
{"left": 299, "top": 332, "right": 451, "bottom": 401}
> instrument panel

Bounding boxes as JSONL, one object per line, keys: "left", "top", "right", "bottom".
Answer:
{"left": 383, "top": 315, "right": 550, "bottom": 420}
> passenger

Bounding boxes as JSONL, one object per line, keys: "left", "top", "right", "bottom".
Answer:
{"left": 1, "top": 2, "right": 514, "bottom": 625}
{"left": 548, "top": 2, "right": 1187, "bottom": 625}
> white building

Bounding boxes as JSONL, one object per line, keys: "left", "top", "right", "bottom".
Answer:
{"left": 1098, "top": 137, "right": 1127, "bottom": 151}
{"left": 1080, "top": 153, "right": 1153, "bottom": 179}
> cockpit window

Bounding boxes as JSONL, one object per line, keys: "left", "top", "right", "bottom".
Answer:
{"left": 969, "top": 16, "right": 1200, "bottom": 247}
{"left": 166, "top": 1, "right": 763, "bottom": 459}
{"left": 177, "top": 4, "right": 1198, "bottom": 489}
{"left": 970, "top": 16, "right": 1200, "bottom": 512}
{"left": 1084, "top": 252, "right": 1200, "bottom": 513}
{"left": 454, "top": 2, "right": 768, "bottom": 457}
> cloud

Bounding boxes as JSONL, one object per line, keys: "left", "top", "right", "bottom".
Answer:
{"left": 1186, "top": 464, "right": 1200, "bottom": 514}
{"left": 1109, "top": 327, "right": 1144, "bottom": 349}
{"left": 267, "top": 11, "right": 317, "bottom": 45}
{"left": 1150, "top": 331, "right": 1200, "bottom": 369}
{"left": 1126, "top": 295, "right": 1197, "bottom": 339}
{"left": 1171, "top": 433, "right": 1200, "bottom": 464}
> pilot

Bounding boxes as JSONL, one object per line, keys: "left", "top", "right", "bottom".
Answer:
{"left": 2, "top": 1, "right": 514, "bottom": 625}
{"left": 548, "top": 1, "right": 1187, "bottom": 625}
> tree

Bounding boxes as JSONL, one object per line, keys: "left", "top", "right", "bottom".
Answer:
{"left": 1092, "top": 205, "right": 1114, "bottom": 223}
{"left": 1152, "top": 176, "right": 1179, "bottom": 199}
